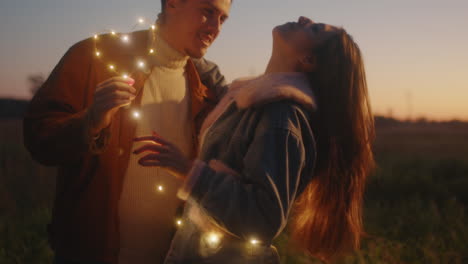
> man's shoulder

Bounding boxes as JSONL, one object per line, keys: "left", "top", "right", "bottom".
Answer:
{"left": 191, "top": 58, "right": 227, "bottom": 100}
{"left": 67, "top": 30, "right": 149, "bottom": 58}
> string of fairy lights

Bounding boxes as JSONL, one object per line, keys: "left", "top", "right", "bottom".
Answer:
{"left": 92, "top": 17, "right": 155, "bottom": 79}
{"left": 90, "top": 17, "right": 261, "bottom": 251}
{"left": 92, "top": 18, "right": 156, "bottom": 120}
{"left": 92, "top": 17, "right": 168, "bottom": 194}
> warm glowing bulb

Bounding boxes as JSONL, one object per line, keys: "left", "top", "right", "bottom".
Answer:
{"left": 111, "top": 30, "right": 116, "bottom": 35}
{"left": 137, "top": 61, "right": 145, "bottom": 68}
{"left": 94, "top": 34, "right": 98, "bottom": 39}
{"left": 138, "top": 18, "right": 145, "bottom": 24}
{"left": 176, "top": 219, "right": 182, "bottom": 226}
{"left": 157, "top": 185, "right": 164, "bottom": 192}
{"left": 204, "top": 232, "right": 222, "bottom": 248}
{"left": 122, "top": 35, "right": 130, "bottom": 43}
{"left": 133, "top": 111, "right": 140, "bottom": 119}
{"left": 250, "top": 239, "right": 259, "bottom": 245}
{"left": 151, "top": 25, "right": 156, "bottom": 30}
{"left": 108, "top": 65, "right": 115, "bottom": 70}
{"left": 122, "top": 74, "right": 129, "bottom": 79}
{"left": 95, "top": 51, "right": 101, "bottom": 57}
{"left": 149, "top": 49, "right": 154, "bottom": 54}
{"left": 208, "top": 233, "right": 220, "bottom": 244}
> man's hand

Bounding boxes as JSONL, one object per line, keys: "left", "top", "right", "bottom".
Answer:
{"left": 87, "top": 77, "right": 136, "bottom": 135}
{"left": 133, "top": 131, "right": 192, "bottom": 180}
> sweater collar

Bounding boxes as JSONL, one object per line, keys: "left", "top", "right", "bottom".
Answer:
{"left": 229, "top": 72, "right": 317, "bottom": 110}
{"left": 148, "top": 29, "right": 189, "bottom": 69}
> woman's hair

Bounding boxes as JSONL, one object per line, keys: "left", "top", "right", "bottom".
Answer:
{"left": 290, "top": 29, "right": 375, "bottom": 262}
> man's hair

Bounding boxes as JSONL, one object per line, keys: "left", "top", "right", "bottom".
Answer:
{"left": 160, "top": 0, "right": 233, "bottom": 13}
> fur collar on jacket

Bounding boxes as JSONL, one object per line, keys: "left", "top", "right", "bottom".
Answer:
{"left": 229, "top": 72, "right": 317, "bottom": 110}
{"left": 198, "top": 72, "right": 317, "bottom": 150}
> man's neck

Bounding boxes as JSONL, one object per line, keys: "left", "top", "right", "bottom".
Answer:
{"left": 158, "top": 24, "right": 187, "bottom": 57}
{"left": 151, "top": 25, "right": 189, "bottom": 69}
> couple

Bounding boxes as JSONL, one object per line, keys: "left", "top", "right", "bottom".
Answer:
{"left": 24, "top": 0, "right": 374, "bottom": 263}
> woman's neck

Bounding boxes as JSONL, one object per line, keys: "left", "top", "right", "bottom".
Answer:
{"left": 265, "top": 52, "right": 298, "bottom": 74}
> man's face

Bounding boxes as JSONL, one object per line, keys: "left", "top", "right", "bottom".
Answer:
{"left": 164, "top": 0, "right": 231, "bottom": 58}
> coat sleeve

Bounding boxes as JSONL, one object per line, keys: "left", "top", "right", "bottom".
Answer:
{"left": 179, "top": 112, "right": 309, "bottom": 244}
{"left": 23, "top": 40, "right": 110, "bottom": 166}
{"left": 193, "top": 58, "right": 228, "bottom": 101}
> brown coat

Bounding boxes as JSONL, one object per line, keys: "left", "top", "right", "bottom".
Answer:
{"left": 23, "top": 30, "right": 218, "bottom": 263}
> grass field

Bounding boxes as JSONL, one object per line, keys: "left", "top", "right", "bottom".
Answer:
{"left": 1, "top": 117, "right": 467, "bottom": 263}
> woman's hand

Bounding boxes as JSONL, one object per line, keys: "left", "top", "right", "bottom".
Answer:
{"left": 133, "top": 131, "right": 191, "bottom": 180}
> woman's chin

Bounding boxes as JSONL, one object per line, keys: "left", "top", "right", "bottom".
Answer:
{"left": 273, "top": 25, "right": 285, "bottom": 38}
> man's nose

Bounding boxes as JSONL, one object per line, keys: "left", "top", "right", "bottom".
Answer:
{"left": 206, "top": 16, "right": 221, "bottom": 35}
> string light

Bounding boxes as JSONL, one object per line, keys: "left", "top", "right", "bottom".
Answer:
{"left": 250, "top": 238, "right": 259, "bottom": 246}
{"left": 157, "top": 185, "right": 164, "bottom": 192}
{"left": 91, "top": 18, "right": 168, "bottom": 201}
{"left": 88, "top": 20, "right": 265, "bottom": 247}
{"left": 206, "top": 232, "right": 221, "bottom": 248}
{"left": 121, "top": 35, "right": 130, "bottom": 43}
{"left": 132, "top": 110, "right": 141, "bottom": 119}
{"left": 92, "top": 17, "right": 155, "bottom": 77}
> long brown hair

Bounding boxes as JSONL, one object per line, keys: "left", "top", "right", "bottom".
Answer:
{"left": 290, "top": 29, "right": 375, "bottom": 262}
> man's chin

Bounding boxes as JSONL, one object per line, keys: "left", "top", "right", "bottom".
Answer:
{"left": 186, "top": 47, "right": 208, "bottom": 59}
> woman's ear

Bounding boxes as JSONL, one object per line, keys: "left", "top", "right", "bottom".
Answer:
{"left": 299, "top": 55, "right": 317, "bottom": 72}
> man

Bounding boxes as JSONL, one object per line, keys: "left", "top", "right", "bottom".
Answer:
{"left": 23, "top": 0, "right": 232, "bottom": 263}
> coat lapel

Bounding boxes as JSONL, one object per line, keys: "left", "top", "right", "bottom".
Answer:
{"left": 186, "top": 59, "right": 217, "bottom": 158}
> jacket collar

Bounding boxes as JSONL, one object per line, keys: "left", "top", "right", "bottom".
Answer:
{"left": 229, "top": 72, "right": 317, "bottom": 110}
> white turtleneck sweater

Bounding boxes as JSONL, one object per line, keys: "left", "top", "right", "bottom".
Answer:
{"left": 118, "top": 31, "right": 191, "bottom": 264}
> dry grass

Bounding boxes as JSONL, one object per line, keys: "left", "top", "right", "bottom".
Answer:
{"left": 1, "top": 117, "right": 468, "bottom": 263}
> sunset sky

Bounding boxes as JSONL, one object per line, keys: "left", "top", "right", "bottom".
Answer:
{"left": 1, "top": 0, "right": 467, "bottom": 120}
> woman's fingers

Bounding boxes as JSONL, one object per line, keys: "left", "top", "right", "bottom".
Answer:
{"left": 137, "top": 153, "right": 171, "bottom": 167}
{"left": 133, "top": 132, "right": 174, "bottom": 147}
{"left": 151, "top": 131, "right": 173, "bottom": 146}
{"left": 138, "top": 154, "right": 162, "bottom": 167}
{"left": 133, "top": 144, "right": 168, "bottom": 155}
{"left": 134, "top": 145, "right": 189, "bottom": 179}
{"left": 134, "top": 135, "right": 168, "bottom": 146}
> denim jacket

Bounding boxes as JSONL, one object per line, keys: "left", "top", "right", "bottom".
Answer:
{"left": 164, "top": 73, "right": 317, "bottom": 264}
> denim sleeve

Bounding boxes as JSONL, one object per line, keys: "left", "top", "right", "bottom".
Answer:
{"left": 188, "top": 128, "right": 306, "bottom": 245}
{"left": 193, "top": 58, "right": 228, "bottom": 101}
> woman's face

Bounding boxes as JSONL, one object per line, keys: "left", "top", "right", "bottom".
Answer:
{"left": 274, "top": 16, "right": 339, "bottom": 60}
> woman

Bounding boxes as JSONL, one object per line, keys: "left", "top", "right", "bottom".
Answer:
{"left": 133, "top": 16, "right": 375, "bottom": 263}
